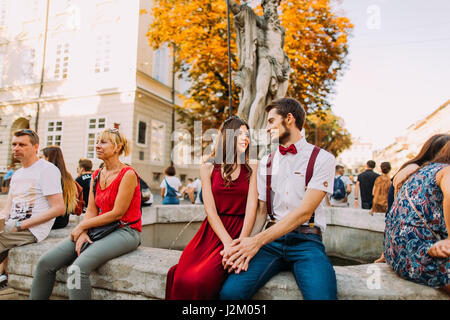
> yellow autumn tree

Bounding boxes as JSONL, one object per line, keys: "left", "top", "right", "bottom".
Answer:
{"left": 146, "top": 0, "right": 353, "bottom": 151}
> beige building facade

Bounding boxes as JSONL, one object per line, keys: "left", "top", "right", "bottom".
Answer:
{"left": 374, "top": 100, "right": 450, "bottom": 173}
{"left": 0, "top": 0, "right": 199, "bottom": 190}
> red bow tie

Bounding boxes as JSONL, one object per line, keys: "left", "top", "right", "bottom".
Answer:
{"left": 279, "top": 144, "right": 297, "bottom": 155}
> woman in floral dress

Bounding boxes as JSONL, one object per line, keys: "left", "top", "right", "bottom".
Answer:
{"left": 384, "top": 141, "right": 450, "bottom": 294}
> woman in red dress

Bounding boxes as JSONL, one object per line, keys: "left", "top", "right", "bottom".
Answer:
{"left": 165, "top": 116, "right": 258, "bottom": 299}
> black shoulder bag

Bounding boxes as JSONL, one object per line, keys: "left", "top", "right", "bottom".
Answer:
{"left": 80, "top": 168, "right": 141, "bottom": 252}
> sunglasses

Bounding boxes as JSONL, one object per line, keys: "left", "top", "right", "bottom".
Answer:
{"left": 107, "top": 128, "right": 122, "bottom": 143}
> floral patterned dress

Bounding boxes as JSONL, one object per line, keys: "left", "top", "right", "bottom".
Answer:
{"left": 384, "top": 162, "right": 449, "bottom": 288}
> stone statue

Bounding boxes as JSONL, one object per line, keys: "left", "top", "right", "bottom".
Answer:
{"left": 229, "top": 0, "right": 291, "bottom": 129}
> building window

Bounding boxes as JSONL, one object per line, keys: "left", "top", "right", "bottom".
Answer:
{"left": 54, "top": 43, "right": 70, "bottom": 80}
{"left": 137, "top": 120, "right": 147, "bottom": 146}
{"left": 86, "top": 117, "right": 106, "bottom": 159}
{"left": 151, "top": 120, "right": 165, "bottom": 163}
{"left": 94, "top": 34, "right": 111, "bottom": 74}
{"left": 46, "top": 121, "right": 63, "bottom": 146}
{"left": 153, "top": 45, "right": 169, "bottom": 85}
{"left": 21, "top": 48, "right": 35, "bottom": 84}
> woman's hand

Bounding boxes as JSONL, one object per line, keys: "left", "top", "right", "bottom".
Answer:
{"left": 75, "top": 232, "right": 93, "bottom": 256}
{"left": 428, "top": 239, "right": 450, "bottom": 258}
{"left": 70, "top": 224, "right": 86, "bottom": 242}
{"left": 220, "top": 242, "right": 235, "bottom": 269}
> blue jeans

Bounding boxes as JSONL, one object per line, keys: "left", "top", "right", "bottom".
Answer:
{"left": 220, "top": 232, "right": 337, "bottom": 300}
{"left": 162, "top": 196, "right": 179, "bottom": 205}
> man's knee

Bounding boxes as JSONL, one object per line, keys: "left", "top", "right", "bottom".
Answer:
{"left": 219, "top": 278, "right": 250, "bottom": 300}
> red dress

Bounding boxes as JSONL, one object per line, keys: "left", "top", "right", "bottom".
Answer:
{"left": 93, "top": 166, "right": 142, "bottom": 232}
{"left": 165, "top": 164, "right": 250, "bottom": 299}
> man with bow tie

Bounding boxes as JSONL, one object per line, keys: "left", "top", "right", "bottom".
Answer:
{"left": 220, "top": 97, "right": 337, "bottom": 300}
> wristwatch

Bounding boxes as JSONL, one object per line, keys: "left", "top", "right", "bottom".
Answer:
{"left": 15, "top": 221, "right": 22, "bottom": 232}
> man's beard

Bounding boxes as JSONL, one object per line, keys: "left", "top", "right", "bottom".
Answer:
{"left": 277, "top": 120, "right": 291, "bottom": 145}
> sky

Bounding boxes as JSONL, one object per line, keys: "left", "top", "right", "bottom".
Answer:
{"left": 330, "top": 0, "right": 450, "bottom": 150}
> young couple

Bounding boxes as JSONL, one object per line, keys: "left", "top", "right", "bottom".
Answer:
{"left": 166, "top": 97, "right": 338, "bottom": 300}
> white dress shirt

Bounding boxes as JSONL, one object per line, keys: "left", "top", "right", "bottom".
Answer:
{"left": 257, "top": 137, "right": 336, "bottom": 232}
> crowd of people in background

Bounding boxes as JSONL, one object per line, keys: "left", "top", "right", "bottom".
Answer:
{"left": 0, "top": 105, "right": 448, "bottom": 299}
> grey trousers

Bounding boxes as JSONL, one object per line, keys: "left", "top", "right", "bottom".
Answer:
{"left": 29, "top": 226, "right": 140, "bottom": 300}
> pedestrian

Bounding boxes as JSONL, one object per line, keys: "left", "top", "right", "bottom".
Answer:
{"left": 42, "top": 146, "right": 84, "bottom": 229}
{"left": 354, "top": 160, "right": 379, "bottom": 209}
{"left": 0, "top": 129, "right": 65, "bottom": 291}
{"left": 75, "top": 158, "right": 93, "bottom": 211}
{"left": 371, "top": 162, "right": 391, "bottom": 214}
{"left": 160, "top": 166, "right": 182, "bottom": 205}
{"left": 1, "top": 166, "right": 15, "bottom": 194}
{"left": 30, "top": 128, "right": 141, "bottom": 300}
{"left": 327, "top": 164, "right": 352, "bottom": 207}
{"left": 165, "top": 116, "right": 258, "bottom": 299}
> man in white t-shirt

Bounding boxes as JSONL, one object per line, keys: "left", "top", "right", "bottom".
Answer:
{"left": 0, "top": 129, "right": 65, "bottom": 288}
{"left": 220, "top": 98, "right": 337, "bottom": 300}
{"left": 192, "top": 178, "right": 203, "bottom": 204}
{"left": 327, "top": 165, "right": 352, "bottom": 207}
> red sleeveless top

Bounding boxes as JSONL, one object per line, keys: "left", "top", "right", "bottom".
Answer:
{"left": 93, "top": 166, "right": 142, "bottom": 232}
{"left": 211, "top": 164, "right": 249, "bottom": 215}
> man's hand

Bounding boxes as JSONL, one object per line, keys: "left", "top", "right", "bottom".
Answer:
{"left": 223, "top": 236, "right": 262, "bottom": 274}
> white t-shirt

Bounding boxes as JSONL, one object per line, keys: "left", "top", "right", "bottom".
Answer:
{"left": 192, "top": 178, "right": 203, "bottom": 204}
{"left": 160, "top": 176, "right": 182, "bottom": 196}
{"left": 8, "top": 159, "right": 62, "bottom": 242}
{"left": 257, "top": 137, "right": 335, "bottom": 232}
{"left": 329, "top": 175, "right": 352, "bottom": 207}
{"left": 192, "top": 178, "right": 202, "bottom": 192}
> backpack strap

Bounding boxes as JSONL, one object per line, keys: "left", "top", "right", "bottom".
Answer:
{"left": 306, "top": 146, "right": 320, "bottom": 227}
{"left": 266, "top": 152, "right": 276, "bottom": 222}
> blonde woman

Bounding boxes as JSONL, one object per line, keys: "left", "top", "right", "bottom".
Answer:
{"left": 30, "top": 129, "right": 142, "bottom": 300}
{"left": 41, "top": 146, "right": 83, "bottom": 229}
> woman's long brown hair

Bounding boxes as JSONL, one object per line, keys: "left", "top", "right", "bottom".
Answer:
{"left": 43, "top": 146, "right": 78, "bottom": 213}
{"left": 207, "top": 117, "right": 252, "bottom": 187}
{"left": 398, "top": 140, "right": 450, "bottom": 191}
{"left": 398, "top": 134, "right": 450, "bottom": 172}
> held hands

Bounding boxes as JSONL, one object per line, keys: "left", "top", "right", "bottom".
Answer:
{"left": 220, "top": 236, "right": 262, "bottom": 274}
{"left": 427, "top": 239, "right": 450, "bottom": 258}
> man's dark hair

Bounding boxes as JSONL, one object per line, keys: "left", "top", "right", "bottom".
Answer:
{"left": 13, "top": 129, "right": 39, "bottom": 146}
{"left": 336, "top": 165, "right": 344, "bottom": 171}
{"left": 380, "top": 162, "right": 391, "bottom": 174}
{"left": 265, "top": 97, "right": 306, "bottom": 130}
{"left": 78, "top": 158, "right": 93, "bottom": 172}
{"left": 164, "top": 166, "right": 176, "bottom": 176}
{"left": 367, "top": 160, "right": 376, "bottom": 169}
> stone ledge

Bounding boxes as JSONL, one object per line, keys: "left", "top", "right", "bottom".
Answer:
{"left": 146, "top": 205, "right": 385, "bottom": 233}
{"left": 6, "top": 232, "right": 448, "bottom": 300}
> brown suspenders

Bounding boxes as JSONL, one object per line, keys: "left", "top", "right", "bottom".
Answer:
{"left": 266, "top": 146, "right": 321, "bottom": 227}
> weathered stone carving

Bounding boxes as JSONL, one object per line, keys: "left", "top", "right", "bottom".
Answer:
{"left": 229, "top": 0, "right": 291, "bottom": 129}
